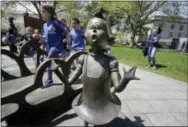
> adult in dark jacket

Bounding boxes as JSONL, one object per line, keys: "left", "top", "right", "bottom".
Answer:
{"left": 6, "top": 17, "right": 18, "bottom": 53}
{"left": 146, "top": 27, "right": 162, "bottom": 69}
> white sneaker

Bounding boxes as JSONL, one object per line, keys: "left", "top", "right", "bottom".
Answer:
{"left": 153, "top": 66, "right": 157, "bottom": 70}
{"left": 146, "top": 64, "right": 151, "bottom": 68}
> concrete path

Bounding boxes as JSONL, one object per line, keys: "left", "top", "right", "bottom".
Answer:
{"left": 118, "top": 64, "right": 187, "bottom": 126}
{"left": 1, "top": 46, "right": 187, "bottom": 126}
{"left": 51, "top": 64, "right": 187, "bottom": 126}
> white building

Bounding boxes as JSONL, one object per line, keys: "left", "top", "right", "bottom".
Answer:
{"left": 145, "top": 15, "right": 188, "bottom": 43}
{"left": 1, "top": 11, "right": 39, "bottom": 34}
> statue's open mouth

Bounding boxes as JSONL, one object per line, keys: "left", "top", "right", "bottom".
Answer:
{"left": 92, "top": 34, "right": 97, "bottom": 42}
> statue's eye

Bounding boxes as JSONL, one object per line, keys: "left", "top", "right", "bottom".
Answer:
{"left": 97, "top": 26, "right": 102, "bottom": 29}
{"left": 92, "top": 25, "right": 102, "bottom": 30}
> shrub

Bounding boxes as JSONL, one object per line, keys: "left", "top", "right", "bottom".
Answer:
{"left": 157, "top": 41, "right": 169, "bottom": 49}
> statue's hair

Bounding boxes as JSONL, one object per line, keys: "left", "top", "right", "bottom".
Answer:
{"left": 94, "top": 7, "right": 108, "bottom": 20}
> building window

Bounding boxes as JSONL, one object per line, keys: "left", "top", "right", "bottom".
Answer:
{"left": 179, "top": 25, "right": 184, "bottom": 31}
{"left": 185, "top": 33, "right": 188, "bottom": 37}
{"left": 171, "top": 24, "right": 175, "bottom": 30}
{"left": 177, "top": 33, "right": 181, "bottom": 38}
{"left": 169, "top": 32, "right": 173, "bottom": 38}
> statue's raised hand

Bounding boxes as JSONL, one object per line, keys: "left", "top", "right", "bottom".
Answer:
{"left": 113, "top": 65, "right": 140, "bottom": 93}
{"left": 123, "top": 65, "right": 140, "bottom": 81}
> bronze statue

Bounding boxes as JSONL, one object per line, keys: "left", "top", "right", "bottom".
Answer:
{"left": 64, "top": 8, "right": 139, "bottom": 126}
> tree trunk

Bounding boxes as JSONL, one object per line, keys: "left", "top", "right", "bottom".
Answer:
{"left": 32, "top": 1, "right": 42, "bottom": 20}
{"left": 129, "top": 32, "right": 136, "bottom": 47}
{"left": 183, "top": 41, "right": 188, "bottom": 53}
{"left": 53, "top": 1, "right": 57, "bottom": 10}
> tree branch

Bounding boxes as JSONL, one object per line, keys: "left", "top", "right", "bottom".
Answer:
{"left": 53, "top": 1, "right": 57, "bottom": 10}
{"left": 31, "top": 1, "right": 42, "bottom": 20}
{"left": 56, "top": 9, "right": 66, "bottom": 14}
{"left": 143, "top": 2, "right": 166, "bottom": 17}
{"left": 18, "top": 2, "right": 38, "bottom": 15}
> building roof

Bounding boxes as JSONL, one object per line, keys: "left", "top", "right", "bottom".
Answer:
{"left": 153, "top": 16, "right": 187, "bottom": 24}
{"left": 149, "top": 11, "right": 188, "bottom": 23}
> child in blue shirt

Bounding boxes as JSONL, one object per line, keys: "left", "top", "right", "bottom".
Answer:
{"left": 70, "top": 18, "right": 86, "bottom": 69}
{"left": 34, "top": 5, "right": 66, "bottom": 88}
{"left": 105, "top": 45, "right": 111, "bottom": 55}
{"left": 70, "top": 18, "right": 86, "bottom": 53}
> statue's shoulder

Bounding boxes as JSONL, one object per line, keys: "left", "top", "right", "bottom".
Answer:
{"left": 78, "top": 54, "right": 87, "bottom": 66}
{"left": 108, "top": 56, "right": 119, "bottom": 72}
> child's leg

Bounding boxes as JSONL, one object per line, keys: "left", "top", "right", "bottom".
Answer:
{"left": 46, "top": 47, "right": 59, "bottom": 81}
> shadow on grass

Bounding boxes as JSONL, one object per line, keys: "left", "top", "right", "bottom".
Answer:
{"left": 156, "top": 64, "right": 167, "bottom": 69}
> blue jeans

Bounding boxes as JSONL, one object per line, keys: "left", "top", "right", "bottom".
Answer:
{"left": 148, "top": 46, "right": 157, "bottom": 66}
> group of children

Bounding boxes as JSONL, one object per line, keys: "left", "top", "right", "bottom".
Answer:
{"left": 22, "top": 27, "right": 41, "bottom": 56}
{"left": 24, "top": 5, "right": 111, "bottom": 88}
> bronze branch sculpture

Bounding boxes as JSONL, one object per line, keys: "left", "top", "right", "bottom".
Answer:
{"left": 1, "top": 39, "right": 47, "bottom": 81}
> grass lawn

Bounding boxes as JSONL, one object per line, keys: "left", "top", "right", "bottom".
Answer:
{"left": 87, "top": 45, "right": 188, "bottom": 83}
{"left": 111, "top": 45, "right": 188, "bottom": 83}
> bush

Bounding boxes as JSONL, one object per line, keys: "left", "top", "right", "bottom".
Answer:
{"left": 157, "top": 41, "right": 169, "bottom": 49}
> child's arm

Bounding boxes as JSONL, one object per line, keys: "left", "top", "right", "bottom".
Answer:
{"left": 153, "top": 35, "right": 161, "bottom": 43}
{"left": 32, "top": 34, "right": 45, "bottom": 43}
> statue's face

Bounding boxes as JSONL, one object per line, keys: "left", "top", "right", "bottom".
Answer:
{"left": 85, "top": 17, "right": 109, "bottom": 48}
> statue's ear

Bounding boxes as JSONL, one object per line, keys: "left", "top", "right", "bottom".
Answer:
{"left": 94, "top": 7, "right": 108, "bottom": 20}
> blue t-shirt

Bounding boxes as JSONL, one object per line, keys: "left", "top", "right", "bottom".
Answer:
{"left": 43, "top": 19, "right": 66, "bottom": 52}
{"left": 70, "top": 29, "right": 85, "bottom": 51}
{"left": 106, "top": 45, "right": 111, "bottom": 55}
{"left": 147, "top": 34, "right": 161, "bottom": 47}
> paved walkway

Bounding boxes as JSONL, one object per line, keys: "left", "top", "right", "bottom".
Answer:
{"left": 118, "top": 64, "right": 187, "bottom": 126}
{"left": 52, "top": 64, "right": 187, "bottom": 126}
{"left": 1, "top": 47, "right": 187, "bottom": 126}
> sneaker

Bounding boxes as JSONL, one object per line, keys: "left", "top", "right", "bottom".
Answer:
{"left": 40, "top": 80, "right": 53, "bottom": 88}
{"left": 153, "top": 66, "right": 157, "bottom": 70}
{"left": 146, "top": 64, "right": 151, "bottom": 68}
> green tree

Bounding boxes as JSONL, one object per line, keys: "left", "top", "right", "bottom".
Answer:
{"left": 84, "top": 1, "right": 186, "bottom": 47}
{"left": 1, "top": 1, "right": 89, "bottom": 29}
{"left": 55, "top": 1, "right": 84, "bottom": 28}
{"left": 1, "top": 1, "right": 17, "bottom": 18}
{"left": 97, "top": 1, "right": 167, "bottom": 47}
{"left": 1, "top": 1, "right": 60, "bottom": 20}
{"left": 18, "top": 1, "right": 58, "bottom": 20}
